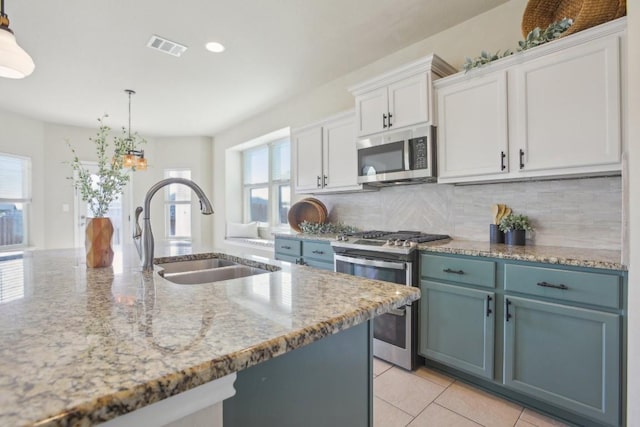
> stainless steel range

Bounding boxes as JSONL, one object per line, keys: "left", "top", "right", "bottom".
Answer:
{"left": 331, "top": 231, "right": 449, "bottom": 370}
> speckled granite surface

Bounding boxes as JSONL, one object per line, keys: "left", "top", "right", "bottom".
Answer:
{"left": 0, "top": 249, "right": 419, "bottom": 427}
{"left": 275, "top": 233, "right": 625, "bottom": 270}
{"left": 419, "top": 240, "right": 625, "bottom": 271}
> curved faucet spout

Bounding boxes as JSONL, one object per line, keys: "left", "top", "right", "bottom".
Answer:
{"left": 134, "top": 178, "right": 214, "bottom": 271}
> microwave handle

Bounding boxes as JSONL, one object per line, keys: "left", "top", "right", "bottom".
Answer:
{"left": 334, "top": 254, "right": 407, "bottom": 270}
{"left": 404, "top": 140, "right": 411, "bottom": 171}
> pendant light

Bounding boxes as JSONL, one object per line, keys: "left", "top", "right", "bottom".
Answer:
{"left": 0, "top": 0, "right": 34, "bottom": 79}
{"left": 123, "top": 89, "right": 147, "bottom": 171}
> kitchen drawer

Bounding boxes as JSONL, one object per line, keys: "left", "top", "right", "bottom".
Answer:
{"left": 275, "top": 238, "right": 302, "bottom": 257}
{"left": 421, "top": 254, "right": 495, "bottom": 288}
{"left": 303, "top": 258, "right": 334, "bottom": 271}
{"left": 504, "top": 264, "right": 620, "bottom": 309}
{"left": 302, "top": 241, "right": 334, "bottom": 263}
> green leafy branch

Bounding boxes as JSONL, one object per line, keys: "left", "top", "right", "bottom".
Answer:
{"left": 463, "top": 18, "right": 574, "bottom": 73}
{"left": 67, "top": 115, "right": 146, "bottom": 218}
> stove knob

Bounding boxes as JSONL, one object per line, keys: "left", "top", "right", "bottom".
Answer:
{"left": 403, "top": 240, "right": 412, "bottom": 247}
{"left": 394, "top": 239, "right": 403, "bottom": 246}
{"left": 385, "top": 239, "right": 393, "bottom": 246}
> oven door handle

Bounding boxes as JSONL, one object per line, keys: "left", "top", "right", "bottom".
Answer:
{"left": 334, "top": 254, "right": 407, "bottom": 270}
{"left": 388, "top": 307, "right": 406, "bottom": 317}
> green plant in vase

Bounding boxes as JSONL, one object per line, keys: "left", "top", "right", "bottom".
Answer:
{"left": 499, "top": 214, "right": 534, "bottom": 246}
{"left": 67, "top": 115, "right": 146, "bottom": 267}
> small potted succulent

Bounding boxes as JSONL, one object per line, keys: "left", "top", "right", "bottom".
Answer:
{"left": 498, "top": 214, "right": 534, "bottom": 246}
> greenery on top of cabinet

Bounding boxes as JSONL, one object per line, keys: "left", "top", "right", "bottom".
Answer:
{"left": 463, "top": 18, "right": 573, "bottom": 72}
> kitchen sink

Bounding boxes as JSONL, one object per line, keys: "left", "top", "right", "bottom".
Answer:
{"left": 157, "top": 258, "right": 271, "bottom": 285}
{"left": 157, "top": 258, "right": 238, "bottom": 274}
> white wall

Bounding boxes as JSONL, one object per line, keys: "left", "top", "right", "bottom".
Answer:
{"left": 212, "top": 0, "right": 528, "bottom": 252}
{"left": 0, "top": 109, "right": 45, "bottom": 248}
{"left": 626, "top": 0, "right": 639, "bottom": 424}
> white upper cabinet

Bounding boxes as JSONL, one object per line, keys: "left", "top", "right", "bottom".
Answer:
{"left": 437, "top": 71, "right": 509, "bottom": 179}
{"left": 514, "top": 35, "right": 621, "bottom": 174}
{"left": 293, "top": 126, "right": 323, "bottom": 192}
{"left": 350, "top": 54, "right": 456, "bottom": 137}
{"left": 292, "top": 111, "right": 365, "bottom": 194}
{"left": 435, "top": 18, "right": 626, "bottom": 184}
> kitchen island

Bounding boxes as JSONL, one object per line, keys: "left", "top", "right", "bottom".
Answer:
{"left": 0, "top": 248, "right": 419, "bottom": 426}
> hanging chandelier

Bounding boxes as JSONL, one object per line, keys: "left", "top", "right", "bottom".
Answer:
{"left": 0, "top": 0, "right": 34, "bottom": 79}
{"left": 122, "top": 89, "right": 147, "bottom": 171}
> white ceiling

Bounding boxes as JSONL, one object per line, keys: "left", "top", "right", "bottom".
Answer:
{"left": 0, "top": 0, "right": 508, "bottom": 136}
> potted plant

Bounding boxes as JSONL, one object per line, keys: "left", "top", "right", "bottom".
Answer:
{"left": 498, "top": 214, "right": 534, "bottom": 246}
{"left": 67, "top": 115, "right": 145, "bottom": 267}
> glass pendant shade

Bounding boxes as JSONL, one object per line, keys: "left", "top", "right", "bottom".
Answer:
{"left": 136, "top": 157, "right": 148, "bottom": 171}
{"left": 0, "top": 28, "right": 34, "bottom": 79}
{"left": 123, "top": 153, "right": 136, "bottom": 168}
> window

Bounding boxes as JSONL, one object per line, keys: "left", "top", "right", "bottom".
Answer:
{"left": 243, "top": 138, "right": 290, "bottom": 227}
{"left": 164, "top": 169, "right": 192, "bottom": 239}
{"left": 0, "top": 153, "right": 31, "bottom": 249}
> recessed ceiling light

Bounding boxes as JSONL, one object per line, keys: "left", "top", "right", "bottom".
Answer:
{"left": 205, "top": 42, "right": 225, "bottom": 53}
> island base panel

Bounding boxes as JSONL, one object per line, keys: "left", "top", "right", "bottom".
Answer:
{"left": 224, "top": 320, "right": 373, "bottom": 427}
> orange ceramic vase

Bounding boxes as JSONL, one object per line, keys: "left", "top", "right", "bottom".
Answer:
{"left": 85, "top": 217, "right": 114, "bottom": 268}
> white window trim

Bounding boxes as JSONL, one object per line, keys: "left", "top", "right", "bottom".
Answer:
{"left": 164, "top": 169, "right": 192, "bottom": 241}
{"left": 0, "top": 153, "right": 31, "bottom": 250}
{"left": 242, "top": 138, "right": 290, "bottom": 228}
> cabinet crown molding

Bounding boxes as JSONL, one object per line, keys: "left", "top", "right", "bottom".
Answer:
{"left": 435, "top": 17, "right": 626, "bottom": 88}
{"left": 349, "top": 53, "right": 456, "bottom": 96}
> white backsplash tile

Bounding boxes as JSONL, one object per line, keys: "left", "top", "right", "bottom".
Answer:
{"left": 318, "top": 176, "right": 621, "bottom": 250}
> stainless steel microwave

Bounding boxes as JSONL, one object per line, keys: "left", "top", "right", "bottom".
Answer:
{"left": 356, "top": 125, "right": 436, "bottom": 186}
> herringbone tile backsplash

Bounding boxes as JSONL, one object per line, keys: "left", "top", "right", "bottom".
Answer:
{"left": 316, "top": 177, "right": 621, "bottom": 250}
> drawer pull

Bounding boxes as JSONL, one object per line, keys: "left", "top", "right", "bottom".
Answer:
{"left": 537, "top": 281, "right": 569, "bottom": 290}
{"left": 443, "top": 268, "right": 465, "bottom": 275}
{"left": 505, "top": 298, "right": 512, "bottom": 321}
{"left": 312, "top": 250, "right": 324, "bottom": 255}
{"left": 281, "top": 245, "right": 291, "bottom": 250}
{"left": 486, "top": 295, "right": 493, "bottom": 317}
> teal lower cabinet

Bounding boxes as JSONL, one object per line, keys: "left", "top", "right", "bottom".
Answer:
{"left": 419, "top": 280, "right": 495, "bottom": 379}
{"left": 275, "top": 236, "right": 334, "bottom": 271}
{"left": 503, "top": 296, "right": 620, "bottom": 426}
{"left": 419, "top": 251, "right": 626, "bottom": 427}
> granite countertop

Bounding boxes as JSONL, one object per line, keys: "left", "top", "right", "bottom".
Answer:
{"left": 418, "top": 240, "right": 625, "bottom": 271}
{"left": 274, "top": 232, "right": 625, "bottom": 271}
{"left": 0, "top": 248, "right": 419, "bottom": 427}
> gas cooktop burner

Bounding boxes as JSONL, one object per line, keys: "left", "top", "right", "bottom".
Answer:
{"left": 333, "top": 230, "right": 450, "bottom": 254}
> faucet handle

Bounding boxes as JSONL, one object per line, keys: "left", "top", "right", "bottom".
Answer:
{"left": 133, "top": 207, "right": 143, "bottom": 238}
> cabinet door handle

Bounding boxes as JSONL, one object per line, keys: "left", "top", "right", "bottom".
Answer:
{"left": 500, "top": 151, "right": 506, "bottom": 171}
{"left": 323, "top": 175, "right": 328, "bottom": 187}
{"left": 505, "top": 298, "right": 512, "bottom": 321}
{"left": 383, "top": 113, "right": 388, "bottom": 128}
{"left": 312, "top": 250, "right": 324, "bottom": 255}
{"left": 537, "top": 281, "right": 569, "bottom": 290}
{"left": 388, "top": 112, "right": 393, "bottom": 127}
{"left": 281, "top": 245, "right": 291, "bottom": 250}
{"left": 317, "top": 175, "right": 321, "bottom": 188}
{"left": 519, "top": 149, "right": 525, "bottom": 169}
{"left": 486, "top": 295, "right": 493, "bottom": 317}
{"left": 443, "top": 268, "right": 465, "bottom": 275}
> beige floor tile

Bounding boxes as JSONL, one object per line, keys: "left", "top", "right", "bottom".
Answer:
{"left": 412, "top": 366, "right": 454, "bottom": 388}
{"left": 408, "top": 403, "right": 482, "bottom": 427}
{"left": 435, "top": 382, "right": 523, "bottom": 427}
{"left": 519, "top": 408, "right": 570, "bottom": 427}
{"left": 374, "top": 367, "right": 446, "bottom": 416}
{"left": 373, "top": 357, "right": 393, "bottom": 377}
{"left": 515, "top": 420, "right": 536, "bottom": 427}
{"left": 374, "top": 396, "right": 414, "bottom": 427}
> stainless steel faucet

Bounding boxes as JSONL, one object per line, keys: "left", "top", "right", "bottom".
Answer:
{"left": 133, "top": 178, "right": 214, "bottom": 271}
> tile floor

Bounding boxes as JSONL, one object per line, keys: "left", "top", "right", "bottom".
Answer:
{"left": 373, "top": 358, "right": 571, "bottom": 427}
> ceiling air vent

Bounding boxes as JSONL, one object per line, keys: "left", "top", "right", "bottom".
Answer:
{"left": 146, "top": 35, "right": 188, "bottom": 57}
